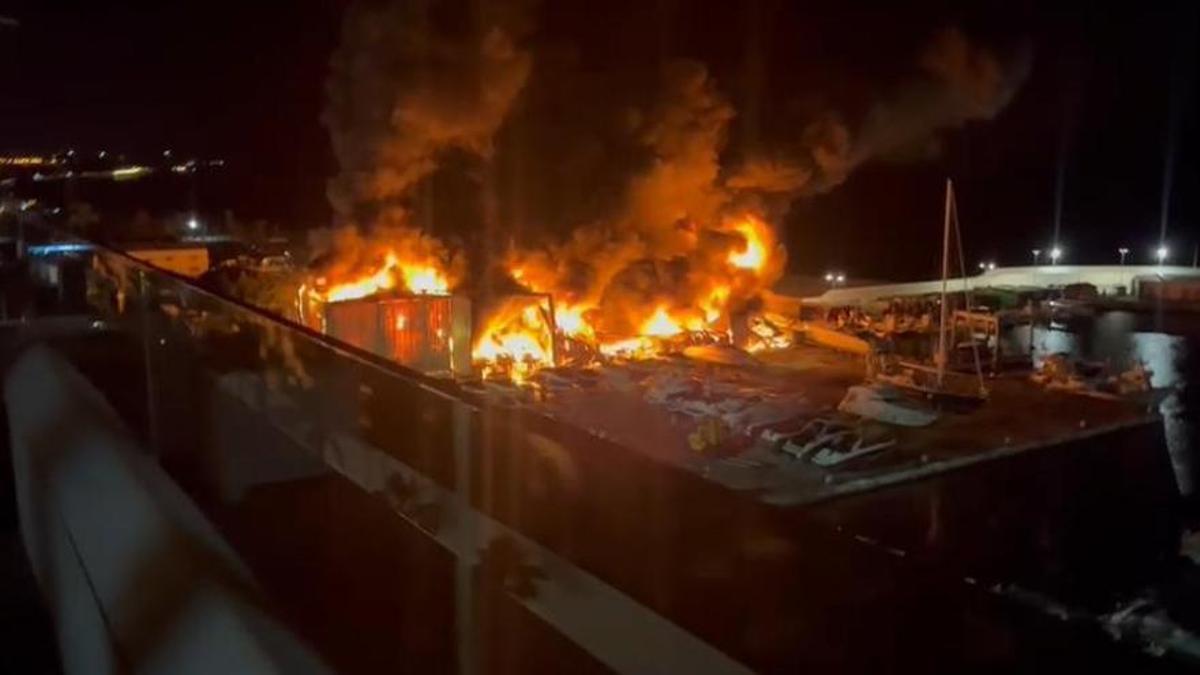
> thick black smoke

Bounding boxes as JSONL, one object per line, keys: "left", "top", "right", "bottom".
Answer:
{"left": 323, "top": 2, "right": 1030, "bottom": 286}
{"left": 323, "top": 0, "right": 535, "bottom": 229}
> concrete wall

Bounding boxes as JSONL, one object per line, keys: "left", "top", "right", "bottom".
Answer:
{"left": 4, "top": 344, "right": 329, "bottom": 675}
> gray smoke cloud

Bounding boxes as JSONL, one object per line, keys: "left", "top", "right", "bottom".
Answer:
{"left": 722, "top": 27, "right": 1031, "bottom": 203}
{"left": 852, "top": 27, "right": 1033, "bottom": 168}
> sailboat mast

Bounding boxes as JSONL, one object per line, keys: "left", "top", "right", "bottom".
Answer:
{"left": 938, "top": 178, "right": 952, "bottom": 387}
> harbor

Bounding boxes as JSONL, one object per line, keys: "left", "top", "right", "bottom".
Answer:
{"left": 2, "top": 2, "right": 1197, "bottom": 671}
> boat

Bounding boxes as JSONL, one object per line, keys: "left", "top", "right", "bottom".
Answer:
{"left": 1031, "top": 355, "right": 1171, "bottom": 405}
{"left": 873, "top": 179, "right": 988, "bottom": 406}
{"left": 800, "top": 322, "right": 872, "bottom": 355}
{"left": 837, "top": 383, "right": 938, "bottom": 427}
{"left": 1047, "top": 298, "right": 1096, "bottom": 323}
{"left": 875, "top": 360, "right": 988, "bottom": 409}
{"left": 810, "top": 434, "right": 896, "bottom": 468}
{"left": 777, "top": 417, "right": 853, "bottom": 459}
{"left": 772, "top": 415, "right": 897, "bottom": 468}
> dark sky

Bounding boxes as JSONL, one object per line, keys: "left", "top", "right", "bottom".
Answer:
{"left": 1, "top": 1, "right": 1194, "bottom": 280}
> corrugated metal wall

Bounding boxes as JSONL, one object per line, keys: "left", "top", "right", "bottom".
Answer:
{"left": 324, "top": 296, "right": 467, "bottom": 374}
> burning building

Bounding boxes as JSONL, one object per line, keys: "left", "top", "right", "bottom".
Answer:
{"left": 317, "top": 294, "right": 472, "bottom": 376}
{"left": 297, "top": 226, "right": 471, "bottom": 375}
{"left": 308, "top": 1, "right": 1030, "bottom": 385}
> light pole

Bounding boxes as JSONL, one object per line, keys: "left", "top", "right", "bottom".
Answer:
{"left": 1050, "top": 246, "right": 1062, "bottom": 265}
{"left": 1155, "top": 245, "right": 1169, "bottom": 265}
{"left": 1118, "top": 247, "right": 1129, "bottom": 265}
{"left": 1031, "top": 249, "right": 1041, "bottom": 266}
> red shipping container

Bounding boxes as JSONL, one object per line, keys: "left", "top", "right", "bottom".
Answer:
{"left": 323, "top": 295, "right": 471, "bottom": 375}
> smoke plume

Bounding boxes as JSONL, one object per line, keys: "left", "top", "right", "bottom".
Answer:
{"left": 323, "top": 0, "right": 534, "bottom": 227}
{"left": 848, "top": 27, "right": 1032, "bottom": 176}
{"left": 320, "top": 3, "right": 1029, "bottom": 339}
{"left": 507, "top": 59, "right": 786, "bottom": 336}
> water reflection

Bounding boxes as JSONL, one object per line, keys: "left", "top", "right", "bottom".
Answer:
{"left": 1014, "top": 312, "right": 1197, "bottom": 500}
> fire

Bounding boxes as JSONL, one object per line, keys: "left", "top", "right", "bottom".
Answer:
{"left": 641, "top": 306, "right": 683, "bottom": 337}
{"left": 700, "top": 285, "right": 730, "bottom": 324}
{"left": 303, "top": 226, "right": 459, "bottom": 312}
{"left": 311, "top": 252, "right": 451, "bottom": 306}
{"left": 554, "top": 303, "right": 595, "bottom": 340}
{"left": 471, "top": 297, "right": 556, "bottom": 383}
{"left": 727, "top": 216, "right": 769, "bottom": 272}
{"left": 402, "top": 265, "right": 450, "bottom": 295}
{"left": 323, "top": 253, "right": 400, "bottom": 301}
{"left": 598, "top": 336, "right": 657, "bottom": 360}
{"left": 476, "top": 210, "right": 787, "bottom": 381}
{"left": 301, "top": 212, "right": 786, "bottom": 382}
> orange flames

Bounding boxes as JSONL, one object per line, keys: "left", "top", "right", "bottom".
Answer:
{"left": 641, "top": 306, "right": 683, "bottom": 337}
{"left": 470, "top": 212, "right": 788, "bottom": 378}
{"left": 306, "top": 214, "right": 789, "bottom": 381}
{"left": 303, "top": 226, "right": 458, "bottom": 311}
{"left": 471, "top": 298, "right": 556, "bottom": 383}
{"left": 315, "top": 252, "right": 450, "bottom": 302}
{"left": 727, "top": 216, "right": 769, "bottom": 271}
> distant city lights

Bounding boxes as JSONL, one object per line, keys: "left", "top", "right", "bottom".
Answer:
{"left": 0, "top": 156, "right": 49, "bottom": 166}
{"left": 111, "top": 166, "right": 151, "bottom": 180}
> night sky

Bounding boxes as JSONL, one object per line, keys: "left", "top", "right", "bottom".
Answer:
{"left": 1, "top": 1, "right": 1194, "bottom": 280}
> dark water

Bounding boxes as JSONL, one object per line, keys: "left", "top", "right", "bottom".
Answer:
{"left": 1006, "top": 310, "right": 1200, "bottom": 508}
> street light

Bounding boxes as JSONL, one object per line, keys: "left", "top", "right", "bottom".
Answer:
{"left": 987, "top": 261, "right": 996, "bottom": 271}
{"left": 1155, "top": 245, "right": 1169, "bottom": 264}
{"left": 187, "top": 216, "right": 200, "bottom": 231}
{"left": 835, "top": 273, "right": 846, "bottom": 284}
{"left": 1118, "top": 247, "right": 1130, "bottom": 265}
{"left": 824, "top": 272, "right": 834, "bottom": 283}
{"left": 1050, "top": 247, "right": 1062, "bottom": 265}
{"left": 1031, "top": 249, "right": 1042, "bottom": 265}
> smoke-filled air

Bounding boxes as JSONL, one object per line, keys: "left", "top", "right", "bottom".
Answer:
{"left": 313, "top": 0, "right": 1031, "bottom": 381}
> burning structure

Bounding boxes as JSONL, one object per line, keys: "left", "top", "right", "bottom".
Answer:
{"left": 296, "top": 226, "right": 471, "bottom": 374}
{"left": 307, "top": 1, "right": 1030, "bottom": 385}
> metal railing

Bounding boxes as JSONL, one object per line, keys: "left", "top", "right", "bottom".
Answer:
{"left": 5, "top": 221, "right": 1180, "bottom": 672}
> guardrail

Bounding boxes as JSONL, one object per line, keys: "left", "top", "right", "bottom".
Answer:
{"left": 4, "top": 223, "right": 1178, "bottom": 672}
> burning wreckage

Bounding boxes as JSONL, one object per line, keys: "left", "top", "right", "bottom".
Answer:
{"left": 286, "top": 206, "right": 1155, "bottom": 510}
{"left": 282, "top": 5, "right": 1158, "bottom": 508}
{"left": 295, "top": 212, "right": 802, "bottom": 452}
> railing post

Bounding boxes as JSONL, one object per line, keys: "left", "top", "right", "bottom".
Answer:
{"left": 138, "top": 269, "right": 161, "bottom": 453}
{"left": 452, "top": 401, "right": 477, "bottom": 675}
